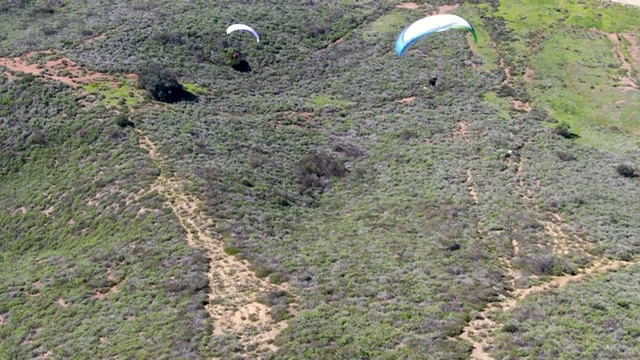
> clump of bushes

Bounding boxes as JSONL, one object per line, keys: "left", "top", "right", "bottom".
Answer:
{"left": 137, "top": 65, "right": 196, "bottom": 103}
{"left": 553, "top": 121, "right": 575, "bottom": 139}
{"left": 295, "top": 151, "right": 348, "bottom": 192}
{"left": 556, "top": 151, "right": 575, "bottom": 162}
{"left": 524, "top": 253, "right": 577, "bottom": 276}
{"left": 28, "top": 131, "right": 46, "bottom": 145}
{"left": 114, "top": 114, "right": 134, "bottom": 128}
{"left": 616, "top": 163, "right": 638, "bottom": 178}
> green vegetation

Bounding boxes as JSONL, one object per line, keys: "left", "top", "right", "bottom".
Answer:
{"left": 491, "top": 265, "right": 640, "bottom": 359}
{"left": 1, "top": 0, "right": 640, "bottom": 358}
{"left": 83, "top": 81, "right": 142, "bottom": 108}
{"left": 0, "top": 77, "right": 213, "bottom": 358}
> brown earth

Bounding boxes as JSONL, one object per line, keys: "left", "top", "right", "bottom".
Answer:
{"left": 396, "top": 2, "right": 418, "bottom": 9}
{"left": 452, "top": 120, "right": 470, "bottom": 142}
{"left": 593, "top": 29, "right": 639, "bottom": 90}
{"left": 512, "top": 100, "right": 532, "bottom": 112}
{"left": 138, "top": 132, "right": 297, "bottom": 359}
{"left": 523, "top": 68, "right": 534, "bottom": 83}
{"left": 500, "top": 58, "right": 511, "bottom": 86}
{"left": 434, "top": 4, "right": 460, "bottom": 15}
{"left": 0, "top": 50, "right": 137, "bottom": 88}
{"left": 397, "top": 96, "right": 415, "bottom": 104}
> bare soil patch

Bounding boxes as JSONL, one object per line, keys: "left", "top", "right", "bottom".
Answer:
{"left": 0, "top": 50, "right": 137, "bottom": 88}
{"left": 82, "top": 33, "right": 106, "bottom": 45}
{"left": 621, "top": 32, "right": 640, "bottom": 62}
{"left": 397, "top": 96, "right": 415, "bottom": 104}
{"left": 137, "top": 132, "right": 297, "bottom": 359}
{"left": 512, "top": 100, "right": 532, "bottom": 112}
{"left": 595, "top": 29, "right": 638, "bottom": 90}
{"left": 523, "top": 68, "right": 534, "bottom": 83}
{"left": 433, "top": 4, "right": 459, "bottom": 15}
{"left": 56, "top": 298, "right": 68, "bottom": 308}
{"left": 466, "top": 169, "right": 479, "bottom": 204}
{"left": 396, "top": 2, "right": 418, "bottom": 9}
{"left": 452, "top": 120, "right": 470, "bottom": 142}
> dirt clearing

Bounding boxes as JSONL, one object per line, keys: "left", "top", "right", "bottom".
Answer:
{"left": 0, "top": 50, "right": 137, "bottom": 88}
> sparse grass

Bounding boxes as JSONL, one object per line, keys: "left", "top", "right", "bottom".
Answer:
{"left": 309, "top": 94, "right": 351, "bottom": 108}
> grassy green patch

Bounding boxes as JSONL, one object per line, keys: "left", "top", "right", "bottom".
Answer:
{"left": 82, "top": 80, "right": 142, "bottom": 108}
{"left": 498, "top": 0, "right": 640, "bottom": 35}
{"left": 458, "top": 3, "right": 501, "bottom": 71}
{"left": 482, "top": 91, "right": 512, "bottom": 120}
{"left": 309, "top": 94, "right": 351, "bottom": 108}
{"left": 182, "top": 83, "right": 211, "bottom": 96}
{"left": 530, "top": 30, "right": 640, "bottom": 152}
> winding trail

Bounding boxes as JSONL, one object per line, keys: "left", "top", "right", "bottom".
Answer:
{"left": 137, "top": 132, "right": 297, "bottom": 359}
{"left": 459, "top": 150, "right": 640, "bottom": 359}
{"left": 2, "top": 41, "right": 298, "bottom": 360}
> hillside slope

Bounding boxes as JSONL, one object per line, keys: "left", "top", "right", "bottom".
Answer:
{"left": 1, "top": 0, "right": 639, "bottom": 359}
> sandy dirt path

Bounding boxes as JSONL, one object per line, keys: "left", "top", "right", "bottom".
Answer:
{"left": 138, "top": 132, "right": 297, "bottom": 359}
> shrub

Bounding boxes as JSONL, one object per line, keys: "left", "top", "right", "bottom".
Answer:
{"left": 114, "top": 114, "right": 134, "bottom": 128}
{"left": 253, "top": 266, "right": 272, "bottom": 279}
{"left": 295, "top": 151, "right": 348, "bottom": 191}
{"left": 616, "top": 164, "right": 638, "bottom": 178}
{"left": 553, "top": 121, "right": 575, "bottom": 138}
{"left": 268, "top": 272, "right": 287, "bottom": 285}
{"left": 398, "top": 129, "right": 418, "bottom": 141}
{"left": 223, "top": 246, "right": 240, "bottom": 256}
{"left": 137, "top": 65, "right": 196, "bottom": 103}
{"left": 525, "top": 253, "right": 576, "bottom": 276}
{"left": 502, "top": 323, "right": 519, "bottom": 333}
{"left": 28, "top": 131, "right": 46, "bottom": 145}
{"left": 556, "top": 151, "right": 575, "bottom": 161}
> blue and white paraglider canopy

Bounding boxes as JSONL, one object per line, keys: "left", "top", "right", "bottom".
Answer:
{"left": 395, "top": 14, "right": 477, "bottom": 56}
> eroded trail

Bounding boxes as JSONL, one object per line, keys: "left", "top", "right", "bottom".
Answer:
{"left": 1, "top": 42, "right": 297, "bottom": 359}
{"left": 138, "top": 132, "right": 297, "bottom": 359}
{"left": 459, "top": 256, "right": 636, "bottom": 360}
{"left": 459, "top": 154, "right": 640, "bottom": 360}
{"left": 0, "top": 50, "right": 137, "bottom": 88}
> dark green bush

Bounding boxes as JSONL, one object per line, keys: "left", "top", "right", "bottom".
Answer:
{"left": 28, "top": 131, "right": 46, "bottom": 145}
{"left": 556, "top": 150, "right": 575, "bottom": 161}
{"left": 114, "top": 114, "right": 134, "bottom": 128}
{"left": 137, "top": 65, "right": 196, "bottom": 103}
{"left": 553, "top": 121, "right": 575, "bottom": 138}
{"left": 502, "top": 324, "right": 519, "bottom": 333}
{"left": 616, "top": 163, "right": 637, "bottom": 178}
{"left": 223, "top": 246, "right": 240, "bottom": 256}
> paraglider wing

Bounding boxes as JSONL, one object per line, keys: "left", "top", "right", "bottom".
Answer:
{"left": 395, "top": 14, "right": 477, "bottom": 56}
{"left": 226, "top": 24, "right": 260, "bottom": 42}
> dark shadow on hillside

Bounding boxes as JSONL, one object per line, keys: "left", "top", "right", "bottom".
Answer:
{"left": 232, "top": 59, "right": 252, "bottom": 73}
{"left": 561, "top": 133, "right": 580, "bottom": 139}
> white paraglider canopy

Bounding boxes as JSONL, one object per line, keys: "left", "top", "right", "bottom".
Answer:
{"left": 226, "top": 24, "right": 260, "bottom": 42}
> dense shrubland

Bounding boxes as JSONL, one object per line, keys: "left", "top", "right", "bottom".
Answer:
{"left": 2, "top": 0, "right": 640, "bottom": 358}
